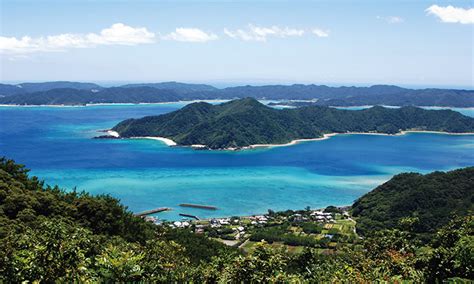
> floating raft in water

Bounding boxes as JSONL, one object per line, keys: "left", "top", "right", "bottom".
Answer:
{"left": 179, "top": 203, "right": 218, "bottom": 210}
{"left": 135, "top": 207, "right": 171, "bottom": 217}
{"left": 179, "top": 213, "right": 200, "bottom": 220}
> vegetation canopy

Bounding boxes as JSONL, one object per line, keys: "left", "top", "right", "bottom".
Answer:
{"left": 0, "top": 157, "right": 473, "bottom": 282}
{"left": 352, "top": 167, "right": 474, "bottom": 238}
{"left": 112, "top": 98, "right": 474, "bottom": 149}
{"left": 1, "top": 82, "right": 473, "bottom": 107}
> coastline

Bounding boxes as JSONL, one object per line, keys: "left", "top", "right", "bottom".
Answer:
{"left": 246, "top": 131, "right": 474, "bottom": 149}
{"left": 0, "top": 99, "right": 230, "bottom": 108}
{"left": 1, "top": 102, "right": 474, "bottom": 109}
{"left": 166, "top": 204, "right": 353, "bottom": 222}
{"left": 105, "top": 130, "right": 178, "bottom": 146}
{"left": 105, "top": 130, "right": 474, "bottom": 150}
{"left": 398, "top": 130, "right": 474, "bottom": 136}
{"left": 245, "top": 133, "right": 338, "bottom": 149}
{"left": 131, "top": 136, "right": 177, "bottom": 146}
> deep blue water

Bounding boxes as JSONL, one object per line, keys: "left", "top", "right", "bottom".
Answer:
{"left": 1, "top": 103, "right": 473, "bottom": 220}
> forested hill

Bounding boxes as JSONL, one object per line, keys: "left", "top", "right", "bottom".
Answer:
{"left": 0, "top": 87, "right": 190, "bottom": 105}
{"left": 0, "top": 82, "right": 473, "bottom": 107}
{"left": 0, "top": 157, "right": 237, "bottom": 282}
{"left": 0, "top": 81, "right": 102, "bottom": 97}
{"left": 224, "top": 84, "right": 474, "bottom": 107}
{"left": 1, "top": 158, "right": 473, "bottom": 281}
{"left": 112, "top": 98, "right": 474, "bottom": 149}
{"left": 120, "top": 81, "right": 218, "bottom": 94}
{"left": 352, "top": 167, "right": 474, "bottom": 238}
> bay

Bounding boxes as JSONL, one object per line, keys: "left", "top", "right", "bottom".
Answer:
{"left": 1, "top": 103, "right": 472, "bottom": 220}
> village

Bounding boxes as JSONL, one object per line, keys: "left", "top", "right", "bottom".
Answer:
{"left": 145, "top": 206, "right": 358, "bottom": 254}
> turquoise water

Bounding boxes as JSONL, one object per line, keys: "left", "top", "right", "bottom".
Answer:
{"left": 0, "top": 103, "right": 473, "bottom": 220}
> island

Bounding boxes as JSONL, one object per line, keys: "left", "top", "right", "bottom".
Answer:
{"left": 110, "top": 98, "right": 474, "bottom": 149}
{"left": 1, "top": 82, "right": 473, "bottom": 107}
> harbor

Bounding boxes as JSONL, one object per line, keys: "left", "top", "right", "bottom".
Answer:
{"left": 134, "top": 207, "right": 171, "bottom": 217}
{"left": 179, "top": 213, "right": 200, "bottom": 220}
{"left": 135, "top": 203, "right": 218, "bottom": 221}
{"left": 179, "top": 203, "right": 218, "bottom": 210}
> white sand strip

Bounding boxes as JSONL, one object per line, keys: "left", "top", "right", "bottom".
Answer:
{"left": 247, "top": 133, "right": 338, "bottom": 149}
{"left": 132, "top": 136, "right": 177, "bottom": 146}
{"left": 245, "top": 131, "right": 474, "bottom": 149}
{"left": 398, "top": 130, "right": 474, "bottom": 135}
{"left": 107, "top": 130, "right": 120, "bottom": 137}
{"left": 191, "top": 144, "right": 207, "bottom": 148}
{"left": 104, "top": 130, "right": 473, "bottom": 150}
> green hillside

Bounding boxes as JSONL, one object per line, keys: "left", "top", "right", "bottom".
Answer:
{"left": 0, "top": 158, "right": 473, "bottom": 281}
{"left": 112, "top": 98, "right": 474, "bottom": 149}
{"left": 352, "top": 167, "right": 474, "bottom": 237}
{"left": 1, "top": 83, "right": 473, "bottom": 107}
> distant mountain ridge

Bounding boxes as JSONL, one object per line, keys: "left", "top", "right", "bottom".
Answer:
{"left": 120, "top": 81, "right": 218, "bottom": 94}
{"left": 111, "top": 98, "right": 474, "bottom": 149}
{"left": 0, "top": 81, "right": 473, "bottom": 107}
{"left": 0, "top": 81, "right": 103, "bottom": 97}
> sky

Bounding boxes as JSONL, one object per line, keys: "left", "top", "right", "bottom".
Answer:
{"left": 0, "top": 0, "right": 473, "bottom": 88}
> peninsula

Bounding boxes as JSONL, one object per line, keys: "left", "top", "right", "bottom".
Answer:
{"left": 1, "top": 82, "right": 473, "bottom": 107}
{"left": 110, "top": 98, "right": 474, "bottom": 149}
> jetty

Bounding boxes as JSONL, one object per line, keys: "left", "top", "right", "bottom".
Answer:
{"left": 179, "top": 203, "right": 218, "bottom": 210}
{"left": 135, "top": 207, "right": 171, "bottom": 217}
{"left": 179, "top": 213, "right": 200, "bottom": 220}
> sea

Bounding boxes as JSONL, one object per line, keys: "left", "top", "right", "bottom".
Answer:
{"left": 1, "top": 102, "right": 473, "bottom": 220}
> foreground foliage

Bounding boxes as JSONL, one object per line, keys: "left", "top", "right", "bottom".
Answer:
{"left": 352, "top": 167, "right": 474, "bottom": 238}
{"left": 0, "top": 157, "right": 472, "bottom": 282}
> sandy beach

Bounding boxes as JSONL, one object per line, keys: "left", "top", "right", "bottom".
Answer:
{"left": 104, "top": 130, "right": 474, "bottom": 150}
{"left": 131, "top": 136, "right": 177, "bottom": 146}
{"left": 398, "top": 130, "right": 474, "bottom": 136}
{"left": 244, "top": 131, "right": 474, "bottom": 150}
{"left": 0, "top": 100, "right": 230, "bottom": 108}
{"left": 246, "top": 133, "right": 338, "bottom": 149}
{"left": 102, "top": 130, "right": 177, "bottom": 146}
{"left": 107, "top": 130, "right": 120, "bottom": 137}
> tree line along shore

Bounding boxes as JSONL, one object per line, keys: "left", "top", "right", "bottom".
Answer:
{"left": 1, "top": 81, "right": 473, "bottom": 107}
{"left": 109, "top": 98, "right": 474, "bottom": 149}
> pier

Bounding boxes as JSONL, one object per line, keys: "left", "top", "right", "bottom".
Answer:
{"left": 179, "top": 203, "right": 218, "bottom": 210}
{"left": 179, "top": 213, "right": 200, "bottom": 220}
{"left": 135, "top": 207, "right": 171, "bottom": 217}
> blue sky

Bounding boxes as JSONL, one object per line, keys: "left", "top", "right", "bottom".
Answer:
{"left": 0, "top": 0, "right": 472, "bottom": 88}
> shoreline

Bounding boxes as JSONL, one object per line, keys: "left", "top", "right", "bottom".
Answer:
{"left": 106, "top": 130, "right": 474, "bottom": 150}
{"left": 246, "top": 131, "right": 474, "bottom": 149}
{"left": 131, "top": 136, "right": 177, "bottom": 146}
{"left": 145, "top": 204, "right": 353, "bottom": 222}
{"left": 1, "top": 102, "right": 474, "bottom": 109}
{"left": 104, "top": 130, "right": 177, "bottom": 146}
{"left": 245, "top": 133, "right": 339, "bottom": 149}
{"left": 0, "top": 99, "right": 230, "bottom": 108}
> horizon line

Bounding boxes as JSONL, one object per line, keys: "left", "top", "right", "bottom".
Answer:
{"left": 1, "top": 80, "right": 473, "bottom": 90}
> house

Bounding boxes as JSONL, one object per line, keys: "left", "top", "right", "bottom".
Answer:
{"left": 218, "top": 218, "right": 231, "bottom": 225}
{"left": 195, "top": 228, "right": 204, "bottom": 234}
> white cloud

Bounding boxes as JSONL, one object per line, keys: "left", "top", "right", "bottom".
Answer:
{"left": 0, "top": 36, "right": 38, "bottom": 54}
{"left": 376, "top": 16, "right": 405, "bottom": 24}
{"left": 162, "top": 28, "right": 218, "bottom": 42}
{"left": 224, "top": 24, "right": 305, "bottom": 41}
{"left": 426, "top": 5, "right": 474, "bottom": 24}
{"left": 90, "top": 23, "right": 155, "bottom": 45}
{"left": 311, "top": 28, "right": 330, "bottom": 37}
{"left": 0, "top": 23, "right": 155, "bottom": 54}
